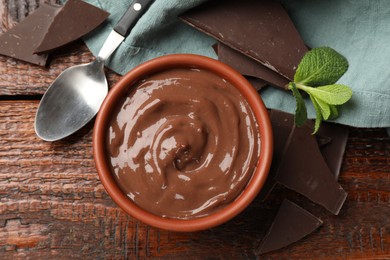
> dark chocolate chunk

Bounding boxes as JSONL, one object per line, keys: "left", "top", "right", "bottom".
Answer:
{"left": 180, "top": 0, "right": 308, "bottom": 80}
{"left": 315, "top": 123, "right": 349, "bottom": 180}
{"left": 259, "top": 110, "right": 349, "bottom": 202}
{"left": 316, "top": 133, "right": 332, "bottom": 148}
{"left": 246, "top": 77, "right": 268, "bottom": 91}
{"left": 286, "top": 114, "right": 349, "bottom": 179}
{"left": 213, "top": 43, "right": 268, "bottom": 91}
{"left": 212, "top": 43, "right": 219, "bottom": 55}
{"left": 258, "top": 110, "right": 295, "bottom": 200}
{"left": 217, "top": 43, "right": 289, "bottom": 90}
{"left": 274, "top": 124, "right": 347, "bottom": 215}
{"left": 35, "top": 0, "right": 109, "bottom": 53}
{"left": 257, "top": 199, "right": 323, "bottom": 255}
{"left": 0, "top": 3, "right": 61, "bottom": 66}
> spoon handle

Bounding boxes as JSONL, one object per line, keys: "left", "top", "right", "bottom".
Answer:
{"left": 114, "top": 0, "right": 155, "bottom": 37}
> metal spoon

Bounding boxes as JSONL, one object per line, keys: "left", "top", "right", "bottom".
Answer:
{"left": 35, "top": 0, "right": 154, "bottom": 141}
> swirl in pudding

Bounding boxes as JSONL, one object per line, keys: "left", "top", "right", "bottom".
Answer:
{"left": 107, "top": 68, "right": 260, "bottom": 219}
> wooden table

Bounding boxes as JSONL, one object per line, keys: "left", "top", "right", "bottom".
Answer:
{"left": 1, "top": 1, "right": 389, "bottom": 259}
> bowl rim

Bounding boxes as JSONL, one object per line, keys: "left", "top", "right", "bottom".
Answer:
{"left": 93, "top": 54, "right": 273, "bottom": 232}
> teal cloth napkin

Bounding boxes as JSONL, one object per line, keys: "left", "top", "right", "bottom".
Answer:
{"left": 82, "top": 0, "right": 215, "bottom": 75}
{"left": 82, "top": 0, "right": 390, "bottom": 132}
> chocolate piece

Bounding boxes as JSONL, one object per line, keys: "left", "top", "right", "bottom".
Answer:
{"left": 316, "top": 133, "right": 332, "bottom": 148}
{"left": 35, "top": 0, "right": 109, "bottom": 53}
{"left": 217, "top": 43, "right": 290, "bottom": 90}
{"left": 257, "top": 199, "right": 323, "bottom": 255}
{"left": 0, "top": 3, "right": 61, "bottom": 66}
{"left": 180, "top": 0, "right": 308, "bottom": 80}
{"left": 213, "top": 43, "right": 268, "bottom": 91}
{"left": 258, "top": 110, "right": 349, "bottom": 202}
{"left": 258, "top": 110, "right": 295, "bottom": 200}
{"left": 316, "top": 123, "right": 349, "bottom": 179}
{"left": 212, "top": 43, "right": 219, "bottom": 55}
{"left": 260, "top": 110, "right": 349, "bottom": 201}
{"left": 246, "top": 77, "right": 268, "bottom": 91}
{"left": 274, "top": 124, "right": 347, "bottom": 215}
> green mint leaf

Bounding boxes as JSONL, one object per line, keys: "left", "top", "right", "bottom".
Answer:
{"left": 309, "top": 95, "right": 323, "bottom": 134}
{"left": 289, "top": 82, "right": 307, "bottom": 126}
{"left": 290, "top": 46, "right": 352, "bottom": 133}
{"left": 294, "top": 47, "right": 349, "bottom": 86}
{"left": 305, "top": 84, "right": 352, "bottom": 105}
{"left": 313, "top": 96, "right": 331, "bottom": 120}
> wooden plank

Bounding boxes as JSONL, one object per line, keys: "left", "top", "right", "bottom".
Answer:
{"left": 0, "top": 41, "right": 122, "bottom": 96}
{"left": 0, "top": 100, "right": 389, "bottom": 258}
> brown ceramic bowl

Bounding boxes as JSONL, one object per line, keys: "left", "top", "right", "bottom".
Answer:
{"left": 93, "top": 54, "right": 273, "bottom": 232}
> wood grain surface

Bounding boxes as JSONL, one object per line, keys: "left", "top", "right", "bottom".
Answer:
{"left": 1, "top": 1, "right": 390, "bottom": 259}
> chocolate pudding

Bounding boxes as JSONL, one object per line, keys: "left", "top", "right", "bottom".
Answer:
{"left": 106, "top": 68, "right": 260, "bottom": 219}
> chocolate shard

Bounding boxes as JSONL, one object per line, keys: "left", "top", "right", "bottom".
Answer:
{"left": 257, "top": 199, "right": 323, "bottom": 255}
{"left": 212, "top": 43, "right": 219, "bottom": 55}
{"left": 274, "top": 124, "right": 348, "bottom": 215}
{"left": 259, "top": 110, "right": 349, "bottom": 201}
{"left": 217, "top": 42, "right": 290, "bottom": 90}
{"left": 213, "top": 43, "right": 268, "bottom": 91}
{"left": 180, "top": 0, "right": 308, "bottom": 80}
{"left": 258, "top": 110, "right": 295, "bottom": 200}
{"left": 246, "top": 77, "right": 268, "bottom": 91}
{"left": 315, "top": 122, "right": 349, "bottom": 180}
{"left": 316, "top": 133, "right": 332, "bottom": 148}
{"left": 0, "top": 3, "right": 61, "bottom": 66}
{"left": 35, "top": 0, "right": 109, "bottom": 53}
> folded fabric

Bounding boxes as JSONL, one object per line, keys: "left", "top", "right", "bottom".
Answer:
{"left": 82, "top": 0, "right": 215, "bottom": 75}
{"left": 82, "top": 0, "right": 390, "bottom": 131}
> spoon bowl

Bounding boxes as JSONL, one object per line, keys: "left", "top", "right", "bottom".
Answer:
{"left": 35, "top": 59, "right": 107, "bottom": 141}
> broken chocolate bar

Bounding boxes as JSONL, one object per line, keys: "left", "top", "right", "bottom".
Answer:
{"left": 257, "top": 199, "right": 323, "bottom": 255}
{"left": 259, "top": 110, "right": 350, "bottom": 201}
{"left": 258, "top": 110, "right": 295, "bottom": 200}
{"left": 180, "top": 0, "right": 308, "bottom": 80}
{"left": 212, "top": 42, "right": 268, "bottom": 91}
{"left": 217, "top": 42, "right": 290, "bottom": 90}
{"left": 274, "top": 123, "right": 347, "bottom": 215}
{"left": 35, "top": 0, "right": 109, "bottom": 53}
{"left": 0, "top": 3, "right": 61, "bottom": 66}
{"left": 316, "top": 123, "right": 349, "bottom": 179}
{"left": 246, "top": 77, "right": 268, "bottom": 91}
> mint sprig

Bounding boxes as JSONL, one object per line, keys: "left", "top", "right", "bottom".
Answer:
{"left": 288, "top": 47, "right": 353, "bottom": 133}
